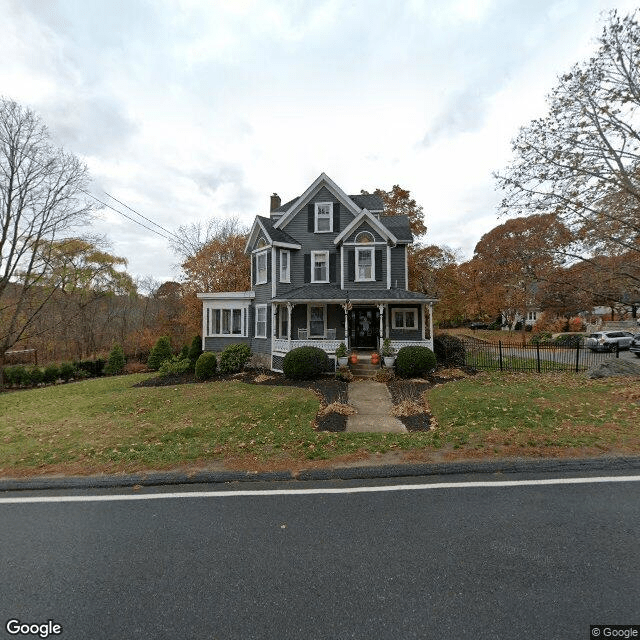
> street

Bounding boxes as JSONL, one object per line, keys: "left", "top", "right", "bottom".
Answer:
{"left": 1, "top": 473, "right": 639, "bottom": 639}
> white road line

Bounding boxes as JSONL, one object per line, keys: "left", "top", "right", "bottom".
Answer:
{"left": 0, "top": 475, "right": 639, "bottom": 504}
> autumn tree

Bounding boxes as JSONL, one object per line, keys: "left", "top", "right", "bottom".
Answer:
{"left": 0, "top": 98, "right": 94, "bottom": 378}
{"left": 496, "top": 10, "right": 640, "bottom": 304}
{"left": 173, "top": 217, "right": 250, "bottom": 335}
{"left": 367, "top": 185, "right": 427, "bottom": 237}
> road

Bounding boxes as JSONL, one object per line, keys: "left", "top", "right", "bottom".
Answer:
{"left": 1, "top": 472, "right": 639, "bottom": 639}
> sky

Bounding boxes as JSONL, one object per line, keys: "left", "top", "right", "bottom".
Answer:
{"left": 1, "top": 0, "right": 638, "bottom": 286}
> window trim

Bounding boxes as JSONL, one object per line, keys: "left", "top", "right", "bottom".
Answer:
{"left": 255, "top": 250, "right": 268, "bottom": 285}
{"left": 311, "top": 250, "right": 330, "bottom": 284}
{"left": 355, "top": 247, "right": 375, "bottom": 282}
{"left": 206, "top": 307, "right": 247, "bottom": 337}
{"left": 392, "top": 308, "right": 418, "bottom": 330}
{"left": 307, "top": 304, "right": 327, "bottom": 338}
{"left": 314, "top": 202, "right": 333, "bottom": 233}
{"left": 255, "top": 304, "right": 268, "bottom": 339}
{"left": 280, "top": 249, "right": 290, "bottom": 283}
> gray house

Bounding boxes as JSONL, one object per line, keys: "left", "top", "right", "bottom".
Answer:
{"left": 198, "top": 173, "right": 437, "bottom": 371}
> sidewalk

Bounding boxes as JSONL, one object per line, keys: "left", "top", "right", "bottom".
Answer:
{"left": 346, "top": 380, "right": 407, "bottom": 433}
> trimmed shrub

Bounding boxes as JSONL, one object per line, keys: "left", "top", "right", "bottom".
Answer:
{"left": 283, "top": 346, "right": 329, "bottom": 380}
{"left": 2, "top": 365, "right": 26, "bottom": 387}
{"left": 530, "top": 331, "right": 553, "bottom": 345}
{"left": 395, "top": 346, "right": 436, "bottom": 378}
{"left": 195, "top": 352, "right": 217, "bottom": 380}
{"left": 180, "top": 345, "right": 189, "bottom": 359}
{"left": 433, "top": 334, "right": 466, "bottom": 367}
{"left": 147, "top": 336, "right": 172, "bottom": 371}
{"left": 104, "top": 344, "right": 126, "bottom": 376}
{"left": 554, "top": 334, "right": 584, "bottom": 348}
{"left": 188, "top": 335, "right": 203, "bottom": 370}
{"left": 43, "top": 364, "right": 60, "bottom": 384}
{"left": 159, "top": 356, "right": 192, "bottom": 377}
{"left": 219, "top": 343, "right": 251, "bottom": 374}
{"left": 28, "top": 366, "right": 44, "bottom": 386}
{"left": 73, "top": 359, "right": 106, "bottom": 378}
{"left": 59, "top": 362, "right": 75, "bottom": 382}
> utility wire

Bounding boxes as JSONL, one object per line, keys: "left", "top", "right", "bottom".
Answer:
{"left": 103, "top": 190, "right": 177, "bottom": 240}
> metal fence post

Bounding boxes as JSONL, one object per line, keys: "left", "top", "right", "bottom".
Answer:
{"left": 499, "top": 340, "right": 503, "bottom": 371}
{"left": 616, "top": 343, "right": 620, "bottom": 358}
{"left": 575, "top": 343, "right": 580, "bottom": 373}
{"left": 536, "top": 342, "right": 541, "bottom": 373}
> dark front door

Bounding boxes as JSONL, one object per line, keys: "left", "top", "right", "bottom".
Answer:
{"left": 352, "top": 307, "right": 378, "bottom": 349}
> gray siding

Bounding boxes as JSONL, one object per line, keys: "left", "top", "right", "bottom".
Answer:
{"left": 204, "top": 336, "right": 251, "bottom": 352}
{"left": 343, "top": 246, "right": 387, "bottom": 290}
{"left": 344, "top": 221, "right": 384, "bottom": 243}
{"left": 389, "top": 245, "right": 407, "bottom": 289}
{"left": 250, "top": 289, "right": 272, "bottom": 355}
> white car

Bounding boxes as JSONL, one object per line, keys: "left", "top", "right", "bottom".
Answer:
{"left": 584, "top": 331, "right": 635, "bottom": 352}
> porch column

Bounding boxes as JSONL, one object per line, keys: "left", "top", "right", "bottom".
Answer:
{"left": 378, "top": 304, "right": 384, "bottom": 351}
{"left": 287, "top": 303, "right": 293, "bottom": 350}
{"left": 422, "top": 303, "right": 426, "bottom": 340}
{"left": 342, "top": 301, "right": 351, "bottom": 350}
{"left": 385, "top": 304, "right": 390, "bottom": 338}
{"left": 429, "top": 302, "right": 434, "bottom": 342}
{"left": 272, "top": 304, "right": 277, "bottom": 339}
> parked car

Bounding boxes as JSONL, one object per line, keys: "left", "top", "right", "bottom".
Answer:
{"left": 469, "top": 322, "right": 489, "bottom": 330}
{"left": 630, "top": 334, "right": 640, "bottom": 358}
{"left": 585, "top": 331, "right": 635, "bottom": 352}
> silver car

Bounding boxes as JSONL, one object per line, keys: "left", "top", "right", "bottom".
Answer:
{"left": 630, "top": 334, "right": 640, "bottom": 358}
{"left": 585, "top": 331, "right": 635, "bottom": 352}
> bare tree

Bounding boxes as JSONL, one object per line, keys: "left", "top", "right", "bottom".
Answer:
{"left": 0, "top": 98, "right": 93, "bottom": 379}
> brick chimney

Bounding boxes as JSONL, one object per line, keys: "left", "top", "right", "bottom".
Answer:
{"left": 270, "top": 193, "right": 281, "bottom": 212}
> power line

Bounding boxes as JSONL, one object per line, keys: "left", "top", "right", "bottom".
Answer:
{"left": 103, "top": 190, "right": 178, "bottom": 240}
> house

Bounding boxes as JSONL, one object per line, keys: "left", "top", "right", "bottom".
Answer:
{"left": 197, "top": 173, "right": 437, "bottom": 372}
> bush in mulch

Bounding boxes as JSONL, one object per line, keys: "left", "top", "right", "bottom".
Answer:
{"left": 387, "top": 379, "right": 433, "bottom": 432}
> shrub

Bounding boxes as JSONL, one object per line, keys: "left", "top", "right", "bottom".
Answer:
{"left": 147, "top": 336, "right": 172, "bottom": 371}
{"left": 43, "top": 364, "right": 60, "bottom": 384}
{"left": 219, "top": 343, "right": 251, "bottom": 374}
{"left": 188, "top": 335, "right": 203, "bottom": 370}
{"left": 433, "top": 334, "right": 465, "bottom": 367}
{"left": 159, "top": 356, "right": 192, "bottom": 377}
{"left": 335, "top": 342, "right": 347, "bottom": 358}
{"left": 73, "top": 359, "right": 106, "bottom": 378}
{"left": 180, "top": 345, "right": 189, "bottom": 359}
{"left": 395, "top": 346, "right": 436, "bottom": 378}
{"left": 28, "top": 366, "right": 44, "bottom": 386}
{"left": 2, "top": 365, "right": 26, "bottom": 387}
{"left": 568, "top": 317, "right": 585, "bottom": 332}
{"left": 335, "top": 365, "right": 353, "bottom": 382}
{"left": 374, "top": 367, "right": 395, "bottom": 383}
{"left": 59, "top": 362, "right": 75, "bottom": 382}
{"left": 530, "top": 331, "right": 553, "bottom": 345}
{"left": 195, "top": 352, "right": 217, "bottom": 380}
{"left": 104, "top": 344, "right": 126, "bottom": 376}
{"left": 283, "top": 346, "right": 329, "bottom": 380}
{"left": 554, "top": 334, "right": 584, "bottom": 348}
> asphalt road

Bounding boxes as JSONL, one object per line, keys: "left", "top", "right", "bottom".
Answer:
{"left": 1, "top": 473, "right": 639, "bottom": 639}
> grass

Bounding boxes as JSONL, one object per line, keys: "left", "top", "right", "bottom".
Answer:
{"left": 2, "top": 371, "right": 639, "bottom": 476}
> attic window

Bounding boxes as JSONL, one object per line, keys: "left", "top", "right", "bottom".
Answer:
{"left": 315, "top": 203, "right": 333, "bottom": 233}
{"left": 355, "top": 231, "right": 375, "bottom": 243}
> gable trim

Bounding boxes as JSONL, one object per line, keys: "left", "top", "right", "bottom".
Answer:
{"left": 334, "top": 209, "right": 398, "bottom": 246}
{"left": 244, "top": 217, "right": 273, "bottom": 254}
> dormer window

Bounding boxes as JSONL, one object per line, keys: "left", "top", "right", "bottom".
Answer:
{"left": 356, "top": 247, "right": 374, "bottom": 281}
{"left": 255, "top": 250, "right": 268, "bottom": 285}
{"left": 315, "top": 203, "right": 333, "bottom": 233}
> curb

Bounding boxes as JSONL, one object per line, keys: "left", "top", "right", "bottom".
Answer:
{"left": 2, "top": 455, "right": 640, "bottom": 492}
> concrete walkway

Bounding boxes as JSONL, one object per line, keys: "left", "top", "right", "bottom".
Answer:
{"left": 346, "top": 380, "right": 407, "bottom": 433}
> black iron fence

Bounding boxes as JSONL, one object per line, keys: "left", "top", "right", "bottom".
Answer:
{"left": 453, "top": 338, "right": 624, "bottom": 373}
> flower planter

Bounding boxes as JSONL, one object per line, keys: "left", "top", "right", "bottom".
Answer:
{"left": 338, "top": 357, "right": 349, "bottom": 366}
{"left": 383, "top": 356, "right": 396, "bottom": 367}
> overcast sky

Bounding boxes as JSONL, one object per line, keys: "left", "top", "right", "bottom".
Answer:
{"left": 1, "top": 0, "right": 638, "bottom": 285}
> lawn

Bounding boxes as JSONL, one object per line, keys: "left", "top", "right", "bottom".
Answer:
{"left": 1, "top": 370, "right": 639, "bottom": 477}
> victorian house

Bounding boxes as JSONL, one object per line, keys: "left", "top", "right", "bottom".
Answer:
{"left": 198, "top": 173, "right": 437, "bottom": 371}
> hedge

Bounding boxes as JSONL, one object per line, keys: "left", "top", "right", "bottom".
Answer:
{"left": 395, "top": 346, "right": 436, "bottom": 378}
{"left": 283, "top": 346, "right": 329, "bottom": 380}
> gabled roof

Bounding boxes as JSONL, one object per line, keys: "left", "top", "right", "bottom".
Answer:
{"left": 334, "top": 209, "right": 398, "bottom": 245}
{"left": 379, "top": 215, "right": 413, "bottom": 243}
{"left": 274, "top": 172, "right": 362, "bottom": 229}
{"left": 350, "top": 193, "right": 384, "bottom": 211}
{"left": 244, "top": 216, "right": 301, "bottom": 253}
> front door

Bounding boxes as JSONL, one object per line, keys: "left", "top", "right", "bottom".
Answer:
{"left": 352, "top": 307, "right": 378, "bottom": 349}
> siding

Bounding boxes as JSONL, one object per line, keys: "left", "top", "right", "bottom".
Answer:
{"left": 343, "top": 246, "right": 387, "bottom": 290}
{"left": 388, "top": 304, "right": 422, "bottom": 341}
{"left": 204, "top": 337, "right": 251, "bottom": 352}
{"left": 389, "top": 245, "right": 407, "bottom": 289}
{"left": 250, "top": 288, "right": 271, "bottom": 355}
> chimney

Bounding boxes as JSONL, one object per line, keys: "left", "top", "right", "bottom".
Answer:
{"left": 270, "top": 193, "right": 281, "bottom": 212}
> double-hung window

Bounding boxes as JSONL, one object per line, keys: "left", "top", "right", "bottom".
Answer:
{"left": 314, "top": 203, "right": 333, "bottom": 233}
{"left": 311, "top": 250, "right": 329, "bottom": 283}
{"left": 256, "top": 250, "right": 268, "bottom": 285}
{"left": 255, "top": 305, "right": 267, "bottom": 338}
{"left": 356, "top": 247, "right": 374, "bottom": 281}
{"left": 392, "top": 309, "right": 418, "bottom": 330}
{"left": 280, "top": 249, "right": 290, "bottom": 283}
{"left": 309, "top": 305, "right": 325, "bottom": 337}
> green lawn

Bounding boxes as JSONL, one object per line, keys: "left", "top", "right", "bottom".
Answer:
{"left": 1, "top": 371, "right": 639, "bottom": 476}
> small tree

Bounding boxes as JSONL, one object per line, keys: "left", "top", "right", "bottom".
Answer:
{"left": 195, "top": 352, "right": 217, "bottom": 380}
{"left": 105, "top": 344, "right": 126, "bottom": 375}
{"left": 188, "top": 335, "right": 203, "bottom": 370}
{"left": 147, "top": 336, "right": 172, "bottom": 371}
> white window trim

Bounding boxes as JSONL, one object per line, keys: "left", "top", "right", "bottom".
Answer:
{"left": 311, "top": 250, "right": 330, "bottom": 284}
{"left": 355, "top": 247, "right": 375, "bottom": 282}
{"left": 280, "top": 249, "right": 290, "bottom": 283}
{"left": 279, "top": 304, "right": 289, "bottom": 339}
{"left": 392, "top": 308, "right": 418, "bottom": 330}
{"left": 255, "top": 304, "right": 268, "bottom": 338}
{"left": 314, "top": 202, "right": 333, "bottom": 233}
{"left": 255, "top": 250, "right": 268, "bottom": 285}
{"left": 355, "top": 231, "right": 375, "bottom": 244}
{"left": 205, "top": 306, "right": 248, "bottom": 337}
{"left": 307, "top": 304, "right": 327, "bottom": 338}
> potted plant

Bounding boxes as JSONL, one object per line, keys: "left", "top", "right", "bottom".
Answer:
{"left": 335, "top": 342, "right": 348, "bottom": 366}
{"left": 370, "top": 351, "right": 380, "bottom": 365}
{"left": 382, "top": 339, "right": 396, "bottom": 367}
{"left": 349, "top": 350, "right": 358, "bottom": 364}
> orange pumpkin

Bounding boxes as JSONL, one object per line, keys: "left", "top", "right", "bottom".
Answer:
{"left": 371, "top": 352, "right": 380, "bottom": 365}
{"left": 349, "top": 352, "right": 358, "bottom": 364}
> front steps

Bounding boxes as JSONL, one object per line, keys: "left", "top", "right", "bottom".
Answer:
{"left": 348, "top": 361, "right": 381, "bottom": 378}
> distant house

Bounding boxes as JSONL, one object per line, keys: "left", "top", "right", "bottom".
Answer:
{"left": 198, "top": 173, "right": 437, "bottom": 371}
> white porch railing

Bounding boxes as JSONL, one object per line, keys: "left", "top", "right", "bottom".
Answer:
{"left": 273, "top": 338, "right": 342, "bottom": 353}
{"left": 387, "top": 339, "right": 434, "bottom": 351}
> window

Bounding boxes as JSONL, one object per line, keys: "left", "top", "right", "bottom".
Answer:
{"left": 279, "top": 307, "right": 289, "bottom": 338}
{"left": 280, "top": 249, "right": 290, "bottom": 283}
{"left": 309, "top": 305, "right": 325, "bottom": 337}
{"left": 356, "top": 247, "right": 374, "bottom": 281}
{"left": 207, "top": 308, "right": 245, "bottom": 336}
{"left": 311, "top": 250, "right": 329, "bottom": 283}
{"left": 314, "top": 202, "right": 333, "bottom": 233}
{"left": 355, "top": 231, "right": 374, "bottom": 243}
{"left": 527, "top": 311, "right": 537, "bottom": 321}
{"left": 255, "top": 305, "right": 267, "bottom": 338}
{"left": 256, "top": 250, "right": 267, "bottom": 285}
{"left": 392, "top": 309, "right": 418, "bottom": 330}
